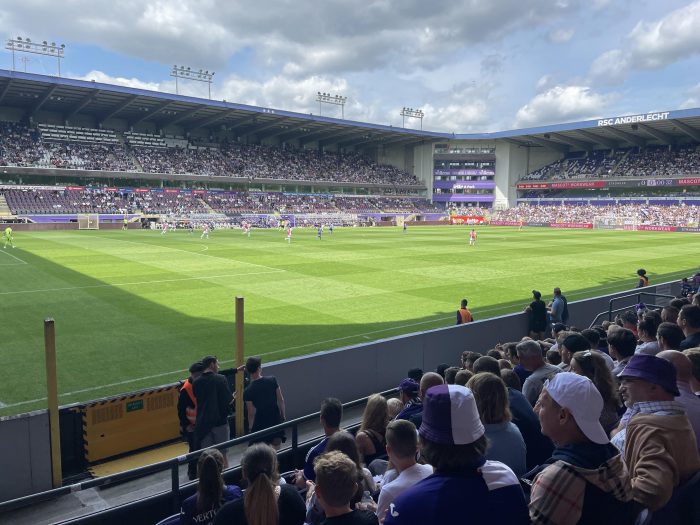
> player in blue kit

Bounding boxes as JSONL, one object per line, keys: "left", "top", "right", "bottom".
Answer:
{"left": 317, "top": 225, "right": 323, "bottom": 240}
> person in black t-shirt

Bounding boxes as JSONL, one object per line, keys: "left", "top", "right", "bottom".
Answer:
{"left": 525, "top": 290, "right": 548, "bottom": 340}
{"left": 244, "top": 356, "right": 287, "bottom": 449}
{"left": 314, "top": 451, "right": 379, "bottom": 525}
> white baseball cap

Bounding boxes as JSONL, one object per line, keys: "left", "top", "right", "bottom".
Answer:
{"left": 544, "top": 372, "right": 609, "bottom": 445}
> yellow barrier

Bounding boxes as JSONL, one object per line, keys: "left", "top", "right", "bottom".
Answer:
{"left": 83, "top": 385, "right": 181, "bottom": 462}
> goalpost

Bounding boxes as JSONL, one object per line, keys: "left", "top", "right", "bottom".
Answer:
{"left": 77, "top": 214, "right": 100, "bottom": 230}
{"left": 593, "top": 215, "right": 638, "bottom": 231}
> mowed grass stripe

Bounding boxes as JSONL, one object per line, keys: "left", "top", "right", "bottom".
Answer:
{"left": 0, "top": 226, "right": 697, "bottom": 414}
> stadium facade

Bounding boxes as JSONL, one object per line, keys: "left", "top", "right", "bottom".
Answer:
{"left": 1, "top": 68, "right": 699, "bottom": 214}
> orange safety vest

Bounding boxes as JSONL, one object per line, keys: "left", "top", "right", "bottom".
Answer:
{"left": 459, "top": 308, "right": 473, "bottom": 323}
{"left": 181, "top": 380, "right": 197, "bottom": 425}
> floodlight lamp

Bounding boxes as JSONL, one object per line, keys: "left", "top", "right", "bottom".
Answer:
{"left": 17, "top": 36, "right": 22, "bottom": 41}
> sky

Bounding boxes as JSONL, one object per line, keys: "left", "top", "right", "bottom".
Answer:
{"left": 1, "top": 0, "right": 699, "bottom": 133}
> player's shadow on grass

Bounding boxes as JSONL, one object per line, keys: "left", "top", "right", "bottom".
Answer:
{"left": 0, "top": 248, "right": 692, "bottom": 415}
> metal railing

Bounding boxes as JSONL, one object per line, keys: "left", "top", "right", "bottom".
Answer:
{"left": 588, "top": 291, "right": 676, "bottom": 328}
{"left": 0, "top": 388, "right": 397, "bottom": 517}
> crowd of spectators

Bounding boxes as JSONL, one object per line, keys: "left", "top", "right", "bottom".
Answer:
{"left": 0, "top": 121, "right": 421, "bottom": 187}
{"left": 492, "top": 203, "right": 700, "bottom": 226}
{"left": 1, "top": 187, "right": 442, "bottom": 217}
{"left": 522, "top": 144, "right": 700, "bottom": 181}
{"left": 170, "top": 290, "right": 700, "bottom": 525}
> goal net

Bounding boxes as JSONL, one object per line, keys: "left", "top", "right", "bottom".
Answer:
{"left": 78, "top": 214, "right": 100, "bottom": 230}
{"left": 593, "top": 215, "right": 637, "bottom": 231}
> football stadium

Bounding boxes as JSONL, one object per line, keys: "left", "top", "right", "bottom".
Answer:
{"left": 2, "top": 3, "right": 700, "bottom": 524}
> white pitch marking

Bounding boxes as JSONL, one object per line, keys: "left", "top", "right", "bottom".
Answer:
{"left": 0, "top": 269, "right": 285, "bottom": 296}
{"left": 0, "top": 249, "right": 27, "bottom": 264}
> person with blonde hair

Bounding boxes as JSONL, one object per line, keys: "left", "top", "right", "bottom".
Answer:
{"left": 180, "top": 448, "right": 242, "bottom": 525}
{"left": 355, "top": 394, "right": 389, "bottom": 466}
{"left": 213, "top": 444, "right": 304, "bottom": 525}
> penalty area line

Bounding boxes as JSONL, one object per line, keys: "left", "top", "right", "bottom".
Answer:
{"left": 0, "top": 249, "right": 27, "bottom": 265}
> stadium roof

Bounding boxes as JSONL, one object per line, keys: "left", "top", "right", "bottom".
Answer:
{"left": 2, "top": 69, "right": 700, "bottom": 151}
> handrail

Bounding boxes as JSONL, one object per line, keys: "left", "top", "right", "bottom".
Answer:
{"left": 0, "top": 387, "right": 397, "bottom": 514}
{"left": 588, "top": 290, "right": 676, "bottom": 328}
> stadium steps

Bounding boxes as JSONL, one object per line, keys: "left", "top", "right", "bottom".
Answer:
{"left": 199, "top": 198, "right": 216, "bottom": 213}
{"left": 609, "top": 149, "right": 632, "bottom": 176}
{"left": 0, "top": 195, "right": 13, "bottom": 217}
{"left": 3, "top": 404, "right": 366, "bottom": 524}
{"left": 117, "top": 132, "right": 144, "bottom": 172}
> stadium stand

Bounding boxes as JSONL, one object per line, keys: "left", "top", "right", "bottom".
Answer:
{"left": 492, "top": 203, "right": 700, "bottom": 226}
{"left": 0, "top": 121, "right": 422, "bottom": 186}
{"left": 521, "top": 144, "right": 700, "bottom": 181}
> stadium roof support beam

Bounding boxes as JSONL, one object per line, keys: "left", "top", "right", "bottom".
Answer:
{"left": 32, "top": 84, "right": 60, "bottom": 115}
{"left": 130, "top": 100, "right": 173, "bottom": 127}
{"left": 227, "top": 114, "right": 263, "bottom": 134}
{"left": 637, "top": 123, "right": 674, "bottom": 144}
{"left": 315, "top": 129, "right": 363, "bottom": 147}
{"left": 527, "top": 136, "right": 569, "bottom": 154}
{"left": 501, "top": 138, "right": 530, "bottom": 148}
{"left": 190, "top": 109, "right": 238, "bottom": 130}
{"left": 65, "top": 89, "right": 101, "bottom": 121}
{"left": 605, "top": 127, "right": 646, "bottom": 148}
{"left": 261, "top": 122, "right": 315, "bottom": 140}
{"left": 160, "top": 105, "right": 205, "bottom": 128}
{"left": 574, "top": 129, "right": 618, "bottom": 149}
{"left": 100, "top": 95, "right": 139, "bottom": 124}
{"left": 338, "top": 134, "right": 376, "bottom": 148}
{"left": 674, "top": 120, "right": 700, "bottom": 142}
{"left": 248, "top": 117, "right": 292, "bottom": 136}
{"left": 0, "top": 79, "right": 14, "bottom": 105}
{"left": 298, "top": 128, "right": 346, "bottom": 145}
{"left": 549, "top": 133, "right": 594, "bottom": 151}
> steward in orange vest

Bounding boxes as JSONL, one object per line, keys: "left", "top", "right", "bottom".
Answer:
{"left": 178, "top": 361, "right": 205, "bottom": 480}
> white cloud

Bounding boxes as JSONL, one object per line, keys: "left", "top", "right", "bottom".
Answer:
{"left": 680, "top": 82, "right": 700, "bottom": 109}
{"left": 627, "top": 0, "right": 700, "bottom": 69}
{"left": 75, "top": 70, "right": 161, "bottom": 92}
{"left": 535, "top": 74, "right": 555, "bottom": 92}
{"left": 514, "top": 84, "right": 612, "bottom": 127}
{"left": 0, "top": 1, "right": 589, "bottom": 76}
{"left": 548, "top": 28, "right": 575, "bottom": 43}
{"left": 589, "top": 1, "right": 700, "bottom": 84}
{"left": 588, "top": 49, "right": 631, "bottom": 85}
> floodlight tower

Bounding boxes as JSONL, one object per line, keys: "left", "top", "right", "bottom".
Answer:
{"left": 401, "top": 107, "right": 425, "bottom": 130}
{"left": 170, "top": 65, "right": 215, "bottom": 99}
{"left": 5, "top": 37, "right": 65, "bottom": 76}
{"left": 316, "top": 92, "right": 348, "bottom": 118}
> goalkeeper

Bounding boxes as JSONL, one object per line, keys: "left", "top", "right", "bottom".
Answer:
{"left": 3, "top": 226, "right": 15, "bottom": 248}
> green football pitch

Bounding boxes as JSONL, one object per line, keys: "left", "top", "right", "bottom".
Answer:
{"left": 0, "top": 225, "right": 697, "bottom": 415}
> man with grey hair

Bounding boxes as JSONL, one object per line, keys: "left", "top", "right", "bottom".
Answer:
{"left": 517, "top": 340, "right": 562, "bottom": 406}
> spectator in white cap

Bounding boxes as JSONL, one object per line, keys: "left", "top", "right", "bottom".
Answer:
{"left": 383, "top": 384, "right": 529, "bottom": 525}
{"left": 527, "top": 372, "right": 636, "bottom": 524}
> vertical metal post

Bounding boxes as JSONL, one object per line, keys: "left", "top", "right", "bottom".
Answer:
{"left": 175, "top": 75, "right": 179, "bottom": 95}
{"left": 44, "top": 319, "right": 63, "bottom": 488}
{"left": 171, "top": 461, "right": 180, "bottom": 513}
{"left": 292, "top": 424, "right": 299, "bottom": 465}
{"left": 57, "top": 56, "right": 61, "bottom": 77}
{"left": 235, "top": 297, "right": 245, "bottom": 438}
{"left": 11, "top": 47, "right": 15, "bottom": 71}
